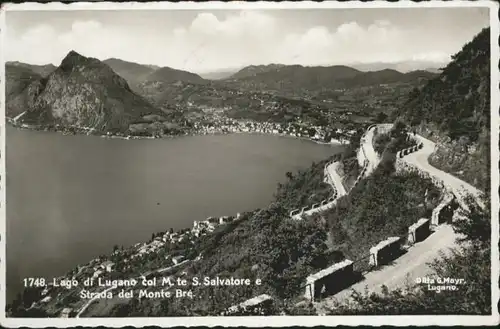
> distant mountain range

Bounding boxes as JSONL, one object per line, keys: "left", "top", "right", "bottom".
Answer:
{"left": 6, "top": 54, "right": 439, "bottom": 133}
{"left": 348, "top": 61, "right": 446, "bottom": 74}
{"left": 7, "top": 57, "right": 438, "bottom": 96}
{"left": 198, "top": 69, "right": 238, "bottom": 80}
{"left": 198, "top": 60, "right": 445, "bottom": 80}
{"left": 7, "top": 61, "right": 57, "bottom": 78}
{"left": 223, "top": 64, "right": 437, "bottom": 92}
{"left": 103, "top": 58, "right": 206, "bottom": 90}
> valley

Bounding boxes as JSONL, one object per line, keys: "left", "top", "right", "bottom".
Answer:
{"left": 4, "top": 25, "right": 492, "bottom": 319}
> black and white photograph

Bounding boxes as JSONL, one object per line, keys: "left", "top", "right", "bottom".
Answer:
{"left": 0, "top": 1, "right": 498, "bottom": 326}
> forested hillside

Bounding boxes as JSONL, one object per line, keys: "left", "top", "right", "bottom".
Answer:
{"left": 397, "top": 27, "right": 490, "bottom": 191}
{"left": 317, "top": 27, "right": 493, "bottom": 316}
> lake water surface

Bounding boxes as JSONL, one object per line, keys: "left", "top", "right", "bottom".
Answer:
{"left": 6, "top": 126, "right": 340, "bottom": 302}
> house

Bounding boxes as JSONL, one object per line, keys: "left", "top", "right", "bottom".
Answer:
{"left": 60, "top": 308, "right": 72, "bottom": 318}
{"left": 207, "top": 217, "right": 219, "bottom": 224}
{"left": 41, "top": 287, "right": 49, "bottom": 296}
{"left": 219, "top": 216, "right": 232, "bottom": 225}
{"left": 151, "top": 240, "right": 164, "bottom": 248}
{"left": 172, "top": 255, "right": 185, "bottom": 265}
{"left": 40, "top": 296, "right": 52, "bottom": 303}
{"left": 93, "top": 269, "right": 104, "bottom": 278}
{"left": 101, "top": 261, "right": 115, "bottom": 272}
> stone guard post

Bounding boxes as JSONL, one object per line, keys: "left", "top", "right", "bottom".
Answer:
{"left": 304, "top": 259, "right": 354, "bottom": 301}
{"left": 408, "top": 218, "right": 431, "bottom": 245}
{"left": 369, "top": 237, "right": 402, "bottom": 267}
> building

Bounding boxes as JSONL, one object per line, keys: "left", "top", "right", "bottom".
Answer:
{"left": 172, "top": 255, "right": 185, "bottom": 265}
{"left": 60, "top": 308, "right": 72, "bottom": 318}
{"left": 40, "top": 296, "right": 52, "bottom": 303}
{"left": 101, "top": 261, "right": 115, "bottom": 272}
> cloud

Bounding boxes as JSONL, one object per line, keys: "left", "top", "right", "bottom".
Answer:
{"left": 6, "top": 11, "right": 460, "bottom": 72}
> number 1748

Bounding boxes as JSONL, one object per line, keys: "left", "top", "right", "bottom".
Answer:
{"left": 23, "top": 277, "right": 46, "bottom": 287}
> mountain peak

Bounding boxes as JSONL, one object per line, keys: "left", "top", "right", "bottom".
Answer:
{"left": 60, "top": 50, "right": 98, "bottom": 71}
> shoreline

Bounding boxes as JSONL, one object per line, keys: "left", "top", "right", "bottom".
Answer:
{"left": 6, "top": 121, "right": 349, "bottom": 147}
{"left": 6, "top": 121, "right": 347, "bottom": 301}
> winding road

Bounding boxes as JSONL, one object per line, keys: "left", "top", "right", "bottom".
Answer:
{"left": 314, "top": 124, "right": 486, "bottom": 313}
{"left": 326, "top": 161, "right": 347, "bottom": 197}
{"left": 405, "top": 134, "right": 485, "bottom": 209}
{"left": 291, "top": 161, "right": 347, "bottom": 220}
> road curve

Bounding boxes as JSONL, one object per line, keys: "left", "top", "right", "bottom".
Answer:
{"left": 316, "top": 224, "right": 459, "bottom": 314}
{"left": 326, "top": 161, "right": 347, "bottom": 197}
{"left": 315, "top": 123, "right": 485, "bottom": 312}
{"left": 291, "top": 161, "right": 346, "bottom": 220}
{"left": 405, "top": 134, "right": 485, "bottom": 209}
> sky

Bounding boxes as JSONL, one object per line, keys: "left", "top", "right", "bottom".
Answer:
{"left": 5, "top": 7, "right": 490, "bottom": 73}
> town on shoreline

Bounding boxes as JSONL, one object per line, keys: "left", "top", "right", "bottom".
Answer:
{"left": 6, "top": 113, "right": 354, "bottom": 146}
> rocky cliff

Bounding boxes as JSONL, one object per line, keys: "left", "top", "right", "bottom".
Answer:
{"left": 10, "top": 51, "right": 167, "bottom": 134}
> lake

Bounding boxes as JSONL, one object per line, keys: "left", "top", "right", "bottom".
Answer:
{"left": 5, "top": 126, "right": 341, "bottom": 302}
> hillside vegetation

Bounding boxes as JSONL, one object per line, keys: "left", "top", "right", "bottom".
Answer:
{"left": 273, "top": 158, "right": 335, "bottom": 211}
{"left": 6, "top": 61, "right": 56, "bottom": 78}
{"left": 325, "top": 196, "right": 491, "bottom": 315}
{"left": 319, "top": 27, "right": 493, "bottom": 316}
{"left": 5, "top": 64, "right": 43, "bottom": 117}
{"left": 324, "top": 159, "right": 440, "bottom": 262}
{"left": 397, "top": 27, "right": 490, "bottom": 191}
{"left": 81, "top": 150, "right": 439, "bottom": 317}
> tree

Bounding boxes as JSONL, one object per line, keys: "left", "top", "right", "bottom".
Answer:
{"left": 451, "top": 195, "right": 490, "bottom": 248}
{"left": 375, "top": 112, "right": 388, "bottom": 123}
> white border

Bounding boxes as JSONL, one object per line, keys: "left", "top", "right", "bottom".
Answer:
{"left": 0, "top": 1, "right": 499, "bottom": 327}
